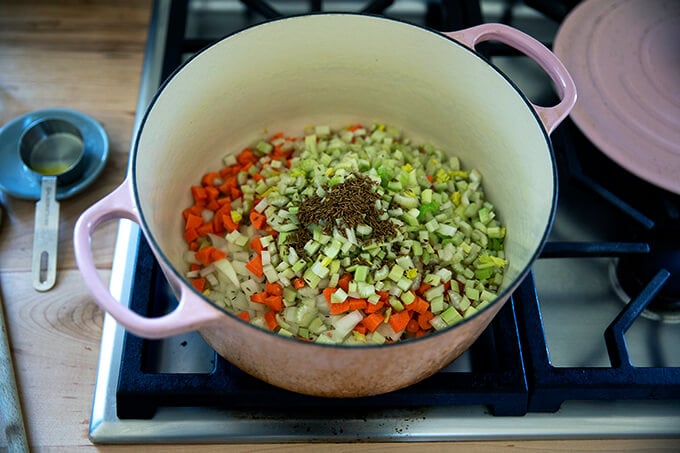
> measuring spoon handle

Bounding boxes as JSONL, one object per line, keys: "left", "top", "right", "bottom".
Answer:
{"left": 32, "top": 176, "right": 59, "bottom": 291}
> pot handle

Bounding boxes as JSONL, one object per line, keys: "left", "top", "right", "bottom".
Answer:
{"left": 73, "top": 179, "right": 224, "bottom": 339}
{"left": 445, "top": 23, "right": 577, "bottom": 134}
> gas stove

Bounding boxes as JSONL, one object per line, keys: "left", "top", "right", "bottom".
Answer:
{"left": 89, "top": 0, "right": 680, "bottom": 443}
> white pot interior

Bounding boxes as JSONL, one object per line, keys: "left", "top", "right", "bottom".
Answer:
{"left": 133, "top": 14, "right": 555, "bottom": 294}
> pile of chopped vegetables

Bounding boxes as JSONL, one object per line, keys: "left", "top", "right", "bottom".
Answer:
{"left": 182, "top": 124, "right": 507, "bottom": 345}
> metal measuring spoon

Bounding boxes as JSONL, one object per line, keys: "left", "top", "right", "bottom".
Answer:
{"left": 20, "top": 119, "right": 85, "bottom": 291}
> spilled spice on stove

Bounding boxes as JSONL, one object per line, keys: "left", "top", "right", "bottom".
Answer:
{"left": 289, "top": 173, "right": 395, "bottom": 256}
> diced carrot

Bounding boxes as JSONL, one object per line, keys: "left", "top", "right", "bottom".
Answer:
{"left": 213, "top": 203, "right": 231, "bottom": 233}
{"left": 212, "top": 216, "right": 224, "bottom": 234}
{"left": 415, "top": 283, "right": 431, "bottom": 296}
{"left": 252, "top": 173, "right": 265, "bottom": 182}
{"left": 405, "top": 295, "right": 429, "bottom": 314}
{"left": 237, "top": 147, "right": 258, "bottom": 165}
{"left": 191, "top": 186, "right": 207, "bottom": 203}
{"left": 250, "top": 291, "right": 268, "bottom": 303}
{"left": 362, "top": 312, "right": 385, "bottom": 332}
{"left": 191, "top": 277, "right": 206, "bottom": 292}
{"left": 444, "top": 280, "right": 451, "bottom": 291}
{"left": 201, "top": 172, "right": 221, "bottom": 187}
{"left": 406, "top": 319, "right": 420, "bottom": 333}
{"left": 264, "top": 311, "right": 278, "bottom": 330}
{"left": 197, "top": 222, "right": 214, "bottom": 236}
{"left": 245, "top": 254, "right": 264, "bottom": 278}
{"left": 222, "top": 213, "right": 239, "bottom": 233}
{"left": 418, "top": 311, "right": 435, "bottom": 330}
{"left": 204, "top": 185, "right": 219, "bottom": 200}
{"left": 337, "top": 273, "right": 352, "bottom": 292}
{"left": 265, "top": 282, "right": 283, "bottom": 296}
{"left": 210, "top": 248, "right": 227, "bottom": 262}
{"left": 230, "top": 187, "right": 242, "bottom": 200}
{"left": 263, "top": 225, "right": 279, "bottom": 238}
{"left": 189, "top": 241, "right": 199, "bottom": 252}
{"left": 328, "top": 300, "right": 350, "bottom": 315}
{"left": 250, "top": 237, "right": 263, "bottom": 253}
{"left": 388, "top": 310, "right": 411, "bottom": 333}
{"left": 249, "top": 211, "right": 267, "bottom": 230}
{"left": 292, "top": 278, "right": 305, "bottom": 289}
{"left": 270, "top": 132, "right": 284, "bottom": 140}
{"left": 415, "top": 329, "right": 428, "bottom": 338}
{"left": 219, "top": 164, "right": 238, "bottom": 178}
{"left": 347, "top": 124, "right": 362, "bottom": 132}
{"left": 217, "top": 177, "right": 236, "bottom": 195}
{"left": 183, "top": 205, "right": 204, "bottom": 222}
{"left": 353, "top": 325, "right": 367, "bottom": 335}
{"left": 365, "top": 300, "right": 384, "bottom": 314}
{"left": 264, "top": 295, "right": 283, "bottom": 313}
{"left": 195, "top": 246, "right": 216, "bottom": 266}
{"left": 348, "top": 298, "right": 367, "bottom": 311}
{"left": 185, "top": 213, "right": 203, "bottom": 231}
{"left": 426, "top": 175, "right": 433, "bottom": 183}
{"left": 322, "top": 287, "right": 337, "bottom": 303}
{"left": 183, "top": 228, "right": 199, "bottom": 244}
{"left": 206, "top": 199, "right": 220, "bottom": 212}
{"left": 236, "top": 311, "right": 250, "bottom": 322}
{"left": 376, "top": 291, "right": 390, "bottom": 302}
{"left": 190, "top": 264, "right": 201, "bottom": 272}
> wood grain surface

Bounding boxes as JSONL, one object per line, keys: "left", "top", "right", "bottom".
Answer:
{"left": 0, "top": 1, "right": 678, "bottom": 451}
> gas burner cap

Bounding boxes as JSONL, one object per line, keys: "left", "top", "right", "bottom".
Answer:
{"left": 609, "top": 225, "right": 680, "bottom": 323}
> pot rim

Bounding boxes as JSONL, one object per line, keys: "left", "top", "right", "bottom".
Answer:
{"left": 131, "top": 12, "right": 559, "bottom": 349}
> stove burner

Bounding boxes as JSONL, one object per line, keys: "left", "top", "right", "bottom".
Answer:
{"left": 611, "top": 224, "right": 680, "bottom": 322}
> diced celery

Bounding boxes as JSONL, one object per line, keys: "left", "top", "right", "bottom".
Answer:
{"left": 256, "top": 140, "right": 273, "bottom": 154}
{"left": 370, "top": 331, "right": 386, "bottom": 344}
{"left": 389, "top": 296, "right": 404, "bottom": 312}
{"left": 304, "top": 240, "right": 321, "bottom": 256}
{"left": 396, "top": 277, "right": 413, "bottom": 292}
{"left": 357, "top": 281, "right": 375, "bottom": 298}
{"left": 310, "top": 261, "right": 330, "bottom": 279}
{"left": 354, "top": 265, "right": 369, "bottom": 282}
{"left": 441, "top": 306, "right": 463, "bottom": 325}
{"left": 388, "top": 264, "right": 404, "bottom": 282}
{"left": 437, "top": 223, "right": 457, "bottom": 237}
{"left": 429, "top": 295, "right": 445, "bottom": 314}
{"left": 331, "top": 288, "right": 349, "bottom": 303}
{"left": 423, "top": 273, "right": 441, "bottom": 286}
{"left": 302, "top": 268, "right": 321, "bottom": 288}
{"left": 463, "top": 305, "right": 478, "bottom": 318}
{"left": 291, "top": 260, "right": 307, "bottom": 273}
{"left": 400, "top": 290, "right": 415, "bottom": 305}
{"left": 424, "top": 284, "right": 445, "bottom": 301}
{"left": 425, "top": 218, "right": 439, "bottom": 232}
{"left": 283, "top": 287, "right": 297, "bottom": 305}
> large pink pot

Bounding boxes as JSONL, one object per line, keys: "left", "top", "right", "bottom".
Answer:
{"left": 74, "top": 14, "right": 575, "bottom": 397}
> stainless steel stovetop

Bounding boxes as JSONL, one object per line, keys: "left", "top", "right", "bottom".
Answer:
{"left": 88, "top": 0, "right": 680, "bottom": 443}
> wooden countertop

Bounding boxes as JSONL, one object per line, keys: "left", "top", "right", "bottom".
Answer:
{"left": 0, "top": 1, "right": 677, "bottom": 451}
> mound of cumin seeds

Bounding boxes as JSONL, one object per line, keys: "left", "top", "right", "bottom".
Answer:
{"left": 289, "top": 173, "right": 395, "bottom": 256}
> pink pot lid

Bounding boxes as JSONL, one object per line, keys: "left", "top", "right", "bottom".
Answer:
{"left": 554, "top": 0, "right": 680, "bottom": 195}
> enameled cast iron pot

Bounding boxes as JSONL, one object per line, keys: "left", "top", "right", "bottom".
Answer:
{"left": 74, "top": 14, "right": 576, "bottom": 397}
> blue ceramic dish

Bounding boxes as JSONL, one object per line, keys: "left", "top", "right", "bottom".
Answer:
{"left": 0, "top": 108, "right": 109, "bottom": 200}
